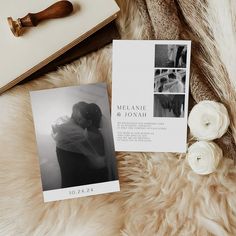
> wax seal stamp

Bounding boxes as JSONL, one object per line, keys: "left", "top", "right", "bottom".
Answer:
{"left": 7, "top": 0, "right": 73, "bottom": 37}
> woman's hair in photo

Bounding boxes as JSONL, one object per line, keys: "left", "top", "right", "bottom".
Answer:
{"left": 158, "top": 77, "right": 167, "bottom": 92}
{"left": 87, "top": 103, "right": 102, "bottom": 128}
{"left": 160, "top": 77, "right": 167, "bottom": 83}
{"left": 72, "top": 101, "right": 102, "bottom": 128}
{"left": 181, "top": 50, "right": 187, "bottom": 65}
{"left": 181, "top": 75, "right": 186, "bottom": 84}
{"left": 168, "top": 73, "right": 176, "bottom": 79}
{"left": 155, "top": 69, "right": 160, "bottom": 76}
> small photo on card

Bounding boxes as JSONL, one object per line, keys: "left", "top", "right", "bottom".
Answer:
{"left": 154, "top": 44, "right": 187, "bottom": 68}
{"left": 154, "top": 69, "right": 186, "bottom": 93}
{"left": 153, "top": 94, "right": 185, "bottom": 118}
{"left": 30, "top": 83, "right": 119, "bottom": 202}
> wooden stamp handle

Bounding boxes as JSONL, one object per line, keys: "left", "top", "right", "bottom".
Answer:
{"left": 20, "top": 1, "right": 73, "bottom": 27}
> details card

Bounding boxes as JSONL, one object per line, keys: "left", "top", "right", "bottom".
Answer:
{"left": 111, "top": 40, "right": 191, "bottom": 153}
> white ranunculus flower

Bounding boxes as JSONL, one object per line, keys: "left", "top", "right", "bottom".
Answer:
{"left": 188, "top": 100, "right": 230, "bottom": 141}
{"left": 187, "top": 141, "right": 222, "bottom": 175}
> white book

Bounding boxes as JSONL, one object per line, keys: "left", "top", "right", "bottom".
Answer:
{"left": 112, "top": 40, "right": 191, "bottom": 153}
{"left": 0, "top": 0, "right": 119, "bottom": 94}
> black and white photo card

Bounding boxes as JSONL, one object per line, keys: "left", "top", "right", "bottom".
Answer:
{"left": 30, "top": 83, "right": 119, "bottom": 202}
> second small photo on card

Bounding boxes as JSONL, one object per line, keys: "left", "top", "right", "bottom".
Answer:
{"left": 154, "top": 69, "right": 186, "bottom": 93}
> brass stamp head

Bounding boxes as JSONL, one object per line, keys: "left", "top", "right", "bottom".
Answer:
{"left": 7, "top": 1, "right": 73, "bottom": 37}
{"left": 7, "top": 17, "right": 23, "bottom": 37}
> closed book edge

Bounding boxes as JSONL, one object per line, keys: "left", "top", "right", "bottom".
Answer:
{"left": 0, "top": 4, "right": 119, "bottom": 94}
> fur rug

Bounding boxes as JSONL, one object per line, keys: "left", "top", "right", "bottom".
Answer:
{"left": 1, "top": 0, "right": 236, "bottom": 235}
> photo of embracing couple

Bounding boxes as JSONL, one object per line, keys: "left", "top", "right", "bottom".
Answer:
{"left": 52, "top": 101, "right": 114, "bottom": 188}
{"left": 154, "top": 69, "right": 186, "bottom": 93}
{"left": 30, "top": 84, "right": 118, "bottom": 192}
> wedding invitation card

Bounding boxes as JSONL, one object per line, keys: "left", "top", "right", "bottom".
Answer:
{"left": 112, "top": 40, "right": 191, "bottom": 153}
{"left": 30, "top": 83, "right": 119, "bottom": 202}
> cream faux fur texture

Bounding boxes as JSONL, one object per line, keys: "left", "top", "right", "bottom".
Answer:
{"left": 1, "top": 1, "right": 236, "bottom": 235}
